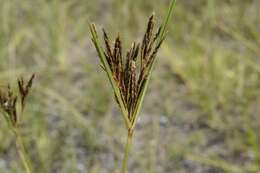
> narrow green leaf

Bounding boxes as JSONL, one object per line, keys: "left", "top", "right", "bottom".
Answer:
{"left": 159, "top": 0, "right": 177, "bottom": 41}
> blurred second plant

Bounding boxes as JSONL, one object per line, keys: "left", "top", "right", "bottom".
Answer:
{"left": 0, "top": 74, "right": 35, "bottom": 173}
{"left": 90, "top": 0, "right": 176, "bottom": 172}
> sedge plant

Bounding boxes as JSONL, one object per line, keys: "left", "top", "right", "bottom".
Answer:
{"left": 0, "top": 74, "right": 35, "bottom": 173}
{"left": 89, "top": 0, "right": 176, "bottom": 172}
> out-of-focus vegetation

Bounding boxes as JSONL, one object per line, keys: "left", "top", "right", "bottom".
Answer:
{"left": 0, "top": 0, "right": 259, "bottom": 172}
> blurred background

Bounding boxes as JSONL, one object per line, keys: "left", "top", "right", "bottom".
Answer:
{"left": 0, "top": 0, "right": 259, "bottom": 172}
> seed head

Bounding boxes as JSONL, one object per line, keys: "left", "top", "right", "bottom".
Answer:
{"left": 0, "top": 74, "right": 35, "bottom": 126}
{"left": 92, "top": 15, "right": 164, "bottom": 122}
{"left": 0, "top": 85, "right": 18, "bottom": 126}
{"left": 18, "top": 74, "right": 35, "bottom": 111}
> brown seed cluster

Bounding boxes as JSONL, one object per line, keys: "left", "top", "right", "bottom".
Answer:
{"left": 0, "top": 74, "right": 35, "bottom": 126}
{"left": 101, "top": 15, "right": 164, "bottom": 120}
{"left": 0, "top": 85, "right": 18, "bottom": 126}
{"left": 18, "top": 74, "right": 35, "bottom": 111}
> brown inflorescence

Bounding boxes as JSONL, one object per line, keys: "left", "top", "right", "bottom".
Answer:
{"left": 0, "top": 85, "right": 18, "bottom": 126}
{"left": 18, "top": 74, "right": 35, "bottom": 111}
{"left": 0, "top": 74, "right": 35, "bottom": 126}
{"left": 100, "top": 15, "right": 164, "bottom": 120}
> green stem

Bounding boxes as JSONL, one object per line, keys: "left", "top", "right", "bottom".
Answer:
{"left": 13, "top": 128, "right": 34, "bottom": 173}
{"left": 121, "top": 130, "right": 133, "bottom": 173}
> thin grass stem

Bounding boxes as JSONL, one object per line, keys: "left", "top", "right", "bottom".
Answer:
{"left": 12, "top": 128, "right": 34, "bottom": 173}
{"left": 121, "top": 130, "right": 133, "bottom": 173}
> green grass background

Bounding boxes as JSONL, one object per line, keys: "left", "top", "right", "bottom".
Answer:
{"left": 0, "top": 0, "right": 259, "bottom": 172}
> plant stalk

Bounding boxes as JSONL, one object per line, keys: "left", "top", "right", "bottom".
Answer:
{"left": 121, "top": 129, "right": 133, "bottom": 173}
{"left": 13, "top": 128, "right": 34, "bottom": 173}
